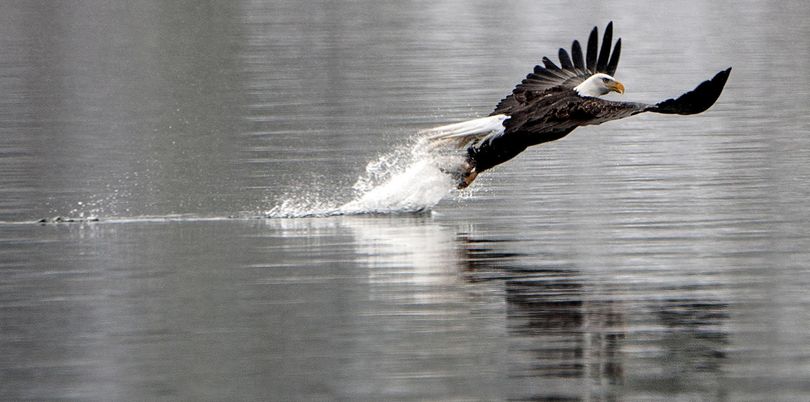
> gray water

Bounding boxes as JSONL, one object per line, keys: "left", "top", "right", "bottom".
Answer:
{"left": 2, "top": 0, "right": 810, "bottom": 400}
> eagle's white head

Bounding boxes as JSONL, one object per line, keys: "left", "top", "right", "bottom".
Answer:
{"left": 574, "top": 73, "right": 625, "bottom": 97}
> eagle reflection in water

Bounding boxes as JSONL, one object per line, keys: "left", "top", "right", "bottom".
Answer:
{"left": 457, "top": 234, "right": 729, "bottom": 396}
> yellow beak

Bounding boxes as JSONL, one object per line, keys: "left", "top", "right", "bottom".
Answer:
{"left": 609, "top": 81, "right": 625, "bottom": 94}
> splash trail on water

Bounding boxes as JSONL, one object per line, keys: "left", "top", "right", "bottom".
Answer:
{"left": 266, "top": 136, "right": 468, "bottom": 218}
{"left": 24, "top": 130, "right": 476, "bottom": 224}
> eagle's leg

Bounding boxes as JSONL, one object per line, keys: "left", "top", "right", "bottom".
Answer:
{"left": 434, "top": 156, "right": 479, "bottom": 189}
{"left": 456, "top": 162, "right": 478, "bottom": 189}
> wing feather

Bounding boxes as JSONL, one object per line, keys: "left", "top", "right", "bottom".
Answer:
{"left": 492, "top": 22, "right": 623, "bottom": 115}
{"left": 586, "top": 26, "right": 598, "bottom": 72}
{"left": 542, "top": 57, "right": 562, "bottom": 73}
{"left": 606, "top": 38, "right": 621, "bottom": 76}
{"left": 558, "top": 48, "right": 574, "bottom": 70}
{"left": 596, "top": 22, "right": 613, "bottom": 72}
{"left": 571, "top": 40, "right": 585, "bottom": 71}
{"left": 649, "top": 68, "right": 732, "bottom": 115}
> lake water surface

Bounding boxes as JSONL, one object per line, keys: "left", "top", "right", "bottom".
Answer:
{"left": 2, "top": 1, "right": 810, "bottom": 400}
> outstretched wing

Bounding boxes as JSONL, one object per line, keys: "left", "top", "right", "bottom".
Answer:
{"left": 504, "top": 68, "right": 732, "bottom": 140}
{"left": 649, "top": 67, "right": 732, "bottom": 115}
{"left": 492, "top": 22, "right": 622, "bottom": 115}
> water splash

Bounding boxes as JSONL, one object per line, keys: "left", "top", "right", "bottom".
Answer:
{"left": 26, "top": 136, "right": 468, "bottom": 223}
{"left": 266, "top": 138, "right": 463, "bottom": 218}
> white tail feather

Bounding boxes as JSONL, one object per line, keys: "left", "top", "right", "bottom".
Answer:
{"left": 420, "top": 114, "right": 508, "bottom": 139}
{"left": 419, "top": 114, "right": 509, "bottom": 150}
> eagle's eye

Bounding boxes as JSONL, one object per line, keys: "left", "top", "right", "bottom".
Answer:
{"left": 601, "top": 77, "right": 610, "bottom": 84}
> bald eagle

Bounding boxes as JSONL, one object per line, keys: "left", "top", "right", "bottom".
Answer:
{"left": 423, "top": 22, "right": 731, "bottom": 188}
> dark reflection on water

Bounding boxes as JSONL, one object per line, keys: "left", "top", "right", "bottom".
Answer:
{"left": 0, "top": 213, "right": 808, "bottom": 400}
{"left": 2, "top": 0, "right": 810, "bottom": 400}
{"left": 457, "top": 234, "right": 734, "bottom": 400}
